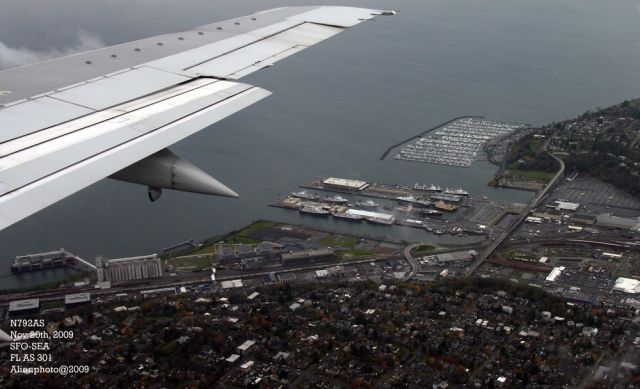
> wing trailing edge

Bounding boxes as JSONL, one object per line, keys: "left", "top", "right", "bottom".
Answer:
{"left": 0, "top": 6, "right": 396, "bottom": 230}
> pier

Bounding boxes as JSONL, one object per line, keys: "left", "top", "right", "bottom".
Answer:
{"left": 10, "top": 249, "right": 96, "bottom": 272}
{"left": 301, "top": 177, "right": 465, "bottom": 211}
{"left": 163, "top": 239, "right": 199, "bottom": 254}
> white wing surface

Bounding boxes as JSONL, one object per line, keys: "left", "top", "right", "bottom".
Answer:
{"left": 0, "top": 6, "right": 393, "bottom": 230}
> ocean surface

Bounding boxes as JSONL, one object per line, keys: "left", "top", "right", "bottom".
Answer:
{"left": 1, "top": 0, "right": 639, "bottom": 289}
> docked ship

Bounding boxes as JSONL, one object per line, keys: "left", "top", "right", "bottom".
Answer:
{"left": 324, "top": 194, "right": 349, "bottom": 204}
{"left": 367, "top": 217, "right": 394, "bottom": 225}
{"left": 397, "top": 195, "right": 417, "bottom": 203}
{"left": 414, "top": 183, "right": 442, "bottom": 192}
{"left": 397, "top": 195, "right": 431, "bottom": 208}
{"left": 443, "top": 187, "right": 469, "bottom": 196}
{"left": 331, "top": 211, "right": 363, "bottom": 221}
{"left": 433, "top": 200, "right": 460, "bottom": 212}
{"left": 291, "top": 190, "right": 320, "bottom": 201}
{"left": 299, "top": 206, "right": 330, "bottom": 216}
{"left": 417, "top": 209, "right": 443, "bottom": 217}
{"left": 354, "top": 199, "right": 379, "bottom": 209}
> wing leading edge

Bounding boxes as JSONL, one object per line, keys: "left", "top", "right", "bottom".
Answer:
{"left": 0, "top": 6, "right": 395, "bottom": 230}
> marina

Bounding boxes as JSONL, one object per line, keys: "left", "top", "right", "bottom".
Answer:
{"left": 395, "top": 118, "right": 528, "bottom": 168}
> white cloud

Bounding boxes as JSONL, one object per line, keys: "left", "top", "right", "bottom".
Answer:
{"left": 0, "top": 31, "right": 103, "bottom": 70}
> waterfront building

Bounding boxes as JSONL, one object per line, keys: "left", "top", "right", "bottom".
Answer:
{"left": 96, "top": 254, "right": 163, "bottom": 283}
{"left": 322, "top": 177, "right": 369, "bottom": 191}
{"left": 596, "top": 214, "right": 640, "bottom": 231}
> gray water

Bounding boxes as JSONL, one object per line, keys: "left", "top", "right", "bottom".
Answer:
{"left": 1, "top": 0, "right": 639, "bottom": 289}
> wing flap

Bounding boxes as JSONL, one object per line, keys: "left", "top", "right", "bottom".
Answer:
{"left": 288, "top": 6, "right": 382, "bottom": 27}
{"left": 0, "top": 6, "right": 393, "bottom": 230}
{"left": 188, "top": 23, "right": 343, "bottom": 79}
{"left": 52, "top": 66, "right": 191, "bottom": 110}
{"left": 0, "top": 81, "right": 271, "bottom": 230}
{"left": 0, "top": 97, "right": 94, "bottom": 143}
{"left": 0, "top": 80, "right": 255, "bottom": 197}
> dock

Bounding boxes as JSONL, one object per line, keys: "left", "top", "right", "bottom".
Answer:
{"left": 163, "top": 239, "right": 199, "bottom": 254}
{"left": 275, "top": 176, "right": 531, "bottom": 242}
{"left": 302, "top": 177, "right": 464, "bottom": 211}
{"left": 11, "top": 249, "right": 96, "bottom": 272}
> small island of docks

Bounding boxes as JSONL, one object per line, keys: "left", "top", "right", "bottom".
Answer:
{"left": 272, "top": 177, "right": 526, "bottom": 238}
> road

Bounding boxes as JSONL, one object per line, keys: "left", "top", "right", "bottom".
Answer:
{"left": 0, "top": 255, "right": 405, "bottom": 307}
{"left": 401, "top": 244, "right": 490, "bottom": 281}
{"left": 464, "top": 150, "right": 565, "bottom": 276}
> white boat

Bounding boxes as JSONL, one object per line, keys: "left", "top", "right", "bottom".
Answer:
{"left": 324, "top": 194, "right": 349, "bottom": 204}
{"left": 444, "top": 187, "right": 469, "bottom": 196}
{"left": 332, "top": 211, "right": 363, "bottom": 221}
{"left": 291, "top": 190, "right": 319, "bottom": 200}
{"left": 355, "top": 200, "right": 379, "bottom": 209}
{"left": 299, "top": 206, "right": 330, "bottom": 216}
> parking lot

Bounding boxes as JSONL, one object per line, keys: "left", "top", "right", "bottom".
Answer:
{"left": 547, "top": 177, "right": 640, "bottom": 218}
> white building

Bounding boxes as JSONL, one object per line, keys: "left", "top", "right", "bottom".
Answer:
{"left": 613, "top": 277, "right": 640, "bottom": 294}
{"left": 545, "top": 266, "right": 565, "bottom": 282}
{"left": 322, "top": 177, "right": 369, "bottom": 191}
{"left": 552, "top": 201, "right": 580, "bottom": 211}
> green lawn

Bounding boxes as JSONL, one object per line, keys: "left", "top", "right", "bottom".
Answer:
{"left": 342, "top": 248, "right": 376, "bottom": 257}
{"left": 320, "top": 234, "right": 360, "bottom": 248}
{"left": 224, "top": 236, "right": 261, "bottom": 244}
{"left": 236, "top": 220, "right": 275, "bottom": 237}
{"left": 167, "top": 256, "right": 212, "bottom": 271}
{"left": 189, "top": 245, "right": 216, "bottom": 255}
{"left": 413, "top": 244, "right": 436, "bottom": 254}
{"left": 506, "top": 168, "right": 555, "bottom": 181}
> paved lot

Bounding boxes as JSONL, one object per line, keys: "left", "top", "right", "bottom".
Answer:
{"left": 546, "top": 176, "right": 640, "bottom": 217}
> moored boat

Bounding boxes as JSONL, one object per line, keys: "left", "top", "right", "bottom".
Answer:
{"left": 292, "top": 190, "right": 319, "bottom": 201}
{"left": 299, "top": 206, "right": 330, "bottom": 216}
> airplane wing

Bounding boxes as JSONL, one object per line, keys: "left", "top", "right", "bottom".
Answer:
{"left": 0, "top": 6, "right": 395, "bottom": 231}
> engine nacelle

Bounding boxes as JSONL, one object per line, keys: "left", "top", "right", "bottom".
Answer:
{"left": 110, "top": 148, "right": 238, "bottom": 201}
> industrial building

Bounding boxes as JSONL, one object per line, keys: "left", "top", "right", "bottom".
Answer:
{"left": 550, "top": 201, "right": 580, "bottom": 212}
{"left": 278, "top": 273, "right": 297, "bottom": 283}
{"left": 613, "top": 277, "right": 640, "bottom": 294}
{"left": 322, "top": 177, "right": 369, "bottom": 191}
{"left": 570, "top": 213, "right": 597, "bottom": 226}
{"left": 64, "top": 293, "right": 91, "bottom": 308}
{"left": 596, "top": 214, "right": 640, "bottom": 231}
{"left": 140, "top": 287, "right": 176, "bottom": 298}
{"left": 237, "top": 339, "right": 256, "bottom": 354}
{"left": 215, "top": 242, "right": 283, "bottom": 265}
{"left": 525, "top": 216, "right": 543, "bottom": 224}
{"left": 532, "top": 209, "right": 564, "bottom": 221}
{"left": 221, "top": 280, "right": 244, "bottom": 289}
{"left": 545, "top": 267, "right": 565, "bottom": 283}
{"left": 345, "top": 209, "right": 396, "bottom": 223}
{"left": 8, "top": 298, "right": 40, "bottom": 317}
{"left": 11, "top": 249, "right": 78, "bottom": 272}
{"left": 436, "top": 250, "right": 477, "bottom": 263}
{"left": 96, "top": 254, "right": 163, "bottom": 283}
